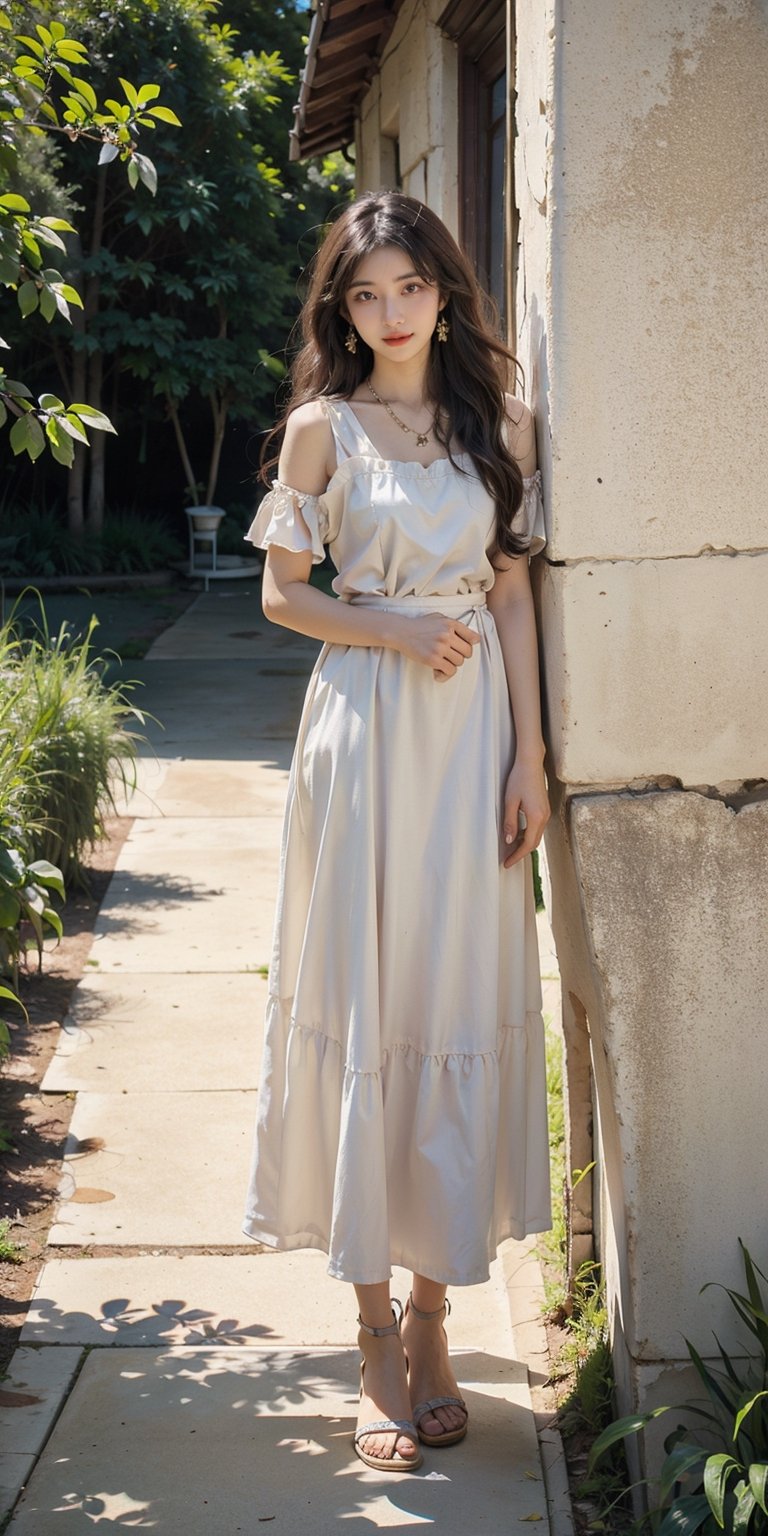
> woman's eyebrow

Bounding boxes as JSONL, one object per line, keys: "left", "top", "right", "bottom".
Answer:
{"left": 348, "top": 271, "right": 422, "bottom": 288}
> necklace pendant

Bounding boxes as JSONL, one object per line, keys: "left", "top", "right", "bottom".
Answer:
{"left": 416, "top": 432, "right": 428, "bottom": 446}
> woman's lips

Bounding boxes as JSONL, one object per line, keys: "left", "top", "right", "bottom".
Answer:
{"left": 382, "top": 334, "right": 412, "bottom": 346}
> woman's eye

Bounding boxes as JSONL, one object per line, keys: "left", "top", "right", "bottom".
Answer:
{"left": 403, "top": 282, "right": 422, "bottom": 294}
{"left": 353, "top": 290, "right": 375, "bottom": 302}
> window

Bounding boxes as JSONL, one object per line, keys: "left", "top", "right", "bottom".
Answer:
{"left": 439, "top": 0, "right": 516, "bottom": 343}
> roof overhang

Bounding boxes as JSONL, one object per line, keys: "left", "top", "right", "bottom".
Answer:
{"left": 289, "top": 0, "right": 403, "bottom": 162}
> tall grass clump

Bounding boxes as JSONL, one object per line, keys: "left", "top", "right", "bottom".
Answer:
{"left": 2, "top": 598, "right": 144, "bottom": 885}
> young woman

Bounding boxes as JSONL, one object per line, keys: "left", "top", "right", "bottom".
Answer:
{"left": 242, "top": 190, "right": 552, "bottom": 1473}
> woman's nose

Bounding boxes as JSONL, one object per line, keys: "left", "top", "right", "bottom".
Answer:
{"left": 383, "top": 296, "right": 403, "bottom": 324}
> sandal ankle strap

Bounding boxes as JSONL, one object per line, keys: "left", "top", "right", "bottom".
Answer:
{"left": 407, "top": 1292, "right": 451, "bottom": 1322}
{"left": 358, "top": 1296, "right": 403, "bottom": 1336}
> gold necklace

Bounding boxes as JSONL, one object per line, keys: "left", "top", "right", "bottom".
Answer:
{"left": 365, "top": 378, "right": 435, "bottom": 447}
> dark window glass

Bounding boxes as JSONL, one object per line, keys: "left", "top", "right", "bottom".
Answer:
{"left": 489, "top": 69, "right": 506, "bottom": 326}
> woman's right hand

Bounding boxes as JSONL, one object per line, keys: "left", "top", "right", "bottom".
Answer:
{"left": 394, "top": 614, "right": 481, "bottom": 681}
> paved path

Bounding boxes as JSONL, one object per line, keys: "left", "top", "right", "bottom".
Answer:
{"left": 0, "top": 582, "right": 569, "bottom": 1532}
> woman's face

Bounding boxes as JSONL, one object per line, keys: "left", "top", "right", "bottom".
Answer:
{"left": 343, "top": 244, "right": 444, "bottom": 364}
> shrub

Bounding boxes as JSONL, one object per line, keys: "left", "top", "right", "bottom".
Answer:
{"left": 2, "top": 600, "right": 144, "bottom": 884}
{"left": 590, "top": 1240, "right": 768, "bottom": 1534}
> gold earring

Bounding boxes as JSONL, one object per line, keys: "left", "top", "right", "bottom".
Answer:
{"left": 436, "top": 314, "right": 449, "bottom": 343}
{"left": 345, "top": 325, "right": 357, "bottom": 355}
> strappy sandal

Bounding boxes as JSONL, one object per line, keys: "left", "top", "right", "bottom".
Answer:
{"left": 354, "top": 1298, "right": 423, "bottom": 1472}
{"left": 403, "top": 1293, "right": 469, "bottom": 1448}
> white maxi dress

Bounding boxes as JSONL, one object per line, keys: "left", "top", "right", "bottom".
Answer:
{"left": 242, "top": 398, "right": 551, "bottom": 1286}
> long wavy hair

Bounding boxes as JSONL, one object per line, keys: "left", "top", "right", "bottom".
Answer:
{"left": 262, "top": 190, "right": 530, "bottom": 559}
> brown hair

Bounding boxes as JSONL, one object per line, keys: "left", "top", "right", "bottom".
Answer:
{"left": 262, "top": 190, "right": 530, "bottom": 560}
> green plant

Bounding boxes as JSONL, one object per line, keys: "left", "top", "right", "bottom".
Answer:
{"left": 7, "top": 607, "right": 144, "bottom": 882}
{"left": 0, "top": 839, "right": 63, "bottom": 983}
{"left": 0, "top": 1216, "right": 25, "bottom": 1262}
{"left": 0, "top": 6, "right": 180, "bottom": 473}
{"left": 590, "top": 1240, "right": 768, "bottom": 1534}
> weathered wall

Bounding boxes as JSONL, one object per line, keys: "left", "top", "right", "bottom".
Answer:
{"left": 516, "top": 0, "right": 768, "bottom": 1423}
{"left": 356, "top": 0, "right": 459, "bottom": 231}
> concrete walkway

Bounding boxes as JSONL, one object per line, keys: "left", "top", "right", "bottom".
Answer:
{"left": 0, "top": 582, "right": 570, "bottom": 1532}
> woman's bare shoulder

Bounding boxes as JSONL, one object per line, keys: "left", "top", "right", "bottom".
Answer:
{"left": 280, "top": 399, "right": 335, "bottom": 492}
{"left": 503, "top": 393, "right": 537, "bottom": 476}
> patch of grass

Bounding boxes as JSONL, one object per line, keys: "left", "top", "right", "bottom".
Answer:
{"left": 0, "top": 1217, "right": 24, "bottom": 1264}
{"left": 538, "top": 1018, "right": 568, "bottom": 1313}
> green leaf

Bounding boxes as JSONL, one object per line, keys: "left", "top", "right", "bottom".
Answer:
{"left": 71, "top": 76, "right": 97, "bottom": 110}
{"left": 656, "top": 1495, "right": 715, "bottom": 1535}
{"left": 127, "top": 157, "right": 139, "bottom": 191}
{"left": 0, "top": 193, "right": 31, "bottom": 213}
{"left": 0, "top": 891, "right": 20, "bottom": 927}
{"left": 39, "top": 393, "right": 65, "bottom": 412}
{"left": 133, "top": 154, "right": 157, "bottom": 196}
{"left": 0, "top": 847, "right": 24, "bottom": 885}
{"left": 20, "top": 413, "right": 45, "bottom": 461}
{"left": 588, "top": 1407, "right": 669, "bottom": 1471}
{"left": 59, "top": 414, "right": 89, "bottom": 445}
{"left": 734, "top": 1392, "right": 768, "bottom": 1439}
{"left": 660, "top": 1443, "right": 708, "bottom": 1506}
{"left": 18, "top": 280, "right": 38, "bottom": 317}
{"left": 136, "top": 83, "right": 161, "bottom": 105}
{"left": 58, "top": 284, "right": 83, "bottom": 309}
{"left": 703, "top": 1453, "right": 740, "bottom": 1527}
{"left": 99, "top": 141, "right": 120, "bottom": 166}
{"left": 733, "top": 1483, "right": 756, "bottom": 1536}
{"left": 27, "top": 861, "right": 65, "bottom": 898}
{"left": 686, "top": 1341, "right": 737, "bottom": 1416}
{"left": 69, "top": 405, "right": 117, "bottom": 433}
{"left": 14, "top": 35, "right": 45, "bottom": 57}
{"left": 0, "top": 252, "right": 20, "bottom": 285}
{"left": 749, "top": 1463, "right": 768, "bottom": 1516}
{"left": 39, "top": 287, "right": 56, "bottom": 322}
{"left": 38, "top": 217, "right": 77, "bottom": 233}
{"left": 41, "top": 907, "right": 63, "bottom": 941}
{"left": 0, "top": 401, "right": 6, "bottom": 428}
{"left": 0, "top": 984, "right": 26, "bottom": 1017}
{"left": 147, "top": 105, "right": 182, "bottom": 126}
{"left": 119, "top": 76, "right": 140, "bottom": 110}
{"left": 47, "top": 420, "right": 74, "bottom": 467}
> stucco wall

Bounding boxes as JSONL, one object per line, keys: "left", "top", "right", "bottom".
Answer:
{"left": 356, "top": 0, "right": 459, "bottom": 231}
{"left": 516, "top": 0, "right": 768, "bottom": 1421}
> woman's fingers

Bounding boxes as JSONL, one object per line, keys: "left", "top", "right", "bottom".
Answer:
{"left": 502, "top": 807, "right": 549, "bottom": 867}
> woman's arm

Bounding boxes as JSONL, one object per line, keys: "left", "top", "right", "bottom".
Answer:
{"left": 486, "top": 399, "right": 550, "bottom": 867}
{"left": 260, "top": 404, "right": 481, "bottom": 680}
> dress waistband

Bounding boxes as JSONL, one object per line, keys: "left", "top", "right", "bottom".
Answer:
{"left": 347, "top": 591, "right": 488, "bottom": 615}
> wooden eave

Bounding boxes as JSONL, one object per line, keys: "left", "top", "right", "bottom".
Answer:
{"left": 289, "top": 0, "right": 403, "bottom": 162}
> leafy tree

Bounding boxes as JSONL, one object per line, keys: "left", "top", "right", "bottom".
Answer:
{"left": 0, "top": 5, "right": 180, "bottom": 495}
{"left": 2, "top": 1, "right": 354, "bottom": 541}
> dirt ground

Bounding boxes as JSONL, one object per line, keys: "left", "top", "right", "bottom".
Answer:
{"left": 0, "top": 818, "right": 131, "bottom": 1379}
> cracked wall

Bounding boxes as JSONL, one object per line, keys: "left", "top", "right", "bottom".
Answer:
{"left": 516, "top": 0, "right": 768, "bottom": 1419}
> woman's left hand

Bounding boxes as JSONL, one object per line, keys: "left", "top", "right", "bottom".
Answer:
{"left": 501, "top": 758, "right": 550, "bottom": 868}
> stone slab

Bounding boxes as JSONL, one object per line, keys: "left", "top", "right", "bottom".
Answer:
{"left": 48, "top": 1090, "right": 256, "bottom": 1247}
{"left": 0, "top": 1347, "right": 83, "bottom": 1457}
{"left": 122, "top": 660, "right": 312, "bottom": 753}
{"left": 7, "top": 1347, "right": 547, "bottom": 1533}
{"left": 21, "top": 1251, "right": 514, "bottom": 1351}
{"left": 41, "top": 973, "right": 267, "bottom": 1094}
{"left": 0, "top": 1458, "right": 36, "bottom": 1526}
{"left": 571, "top": 791, "right": 768, "bottom": 1360}
{"left": 89, "top": 832, "right": 280, "bottom": 974}
{"left": 538, "top": 552, "right": 768, "bottom": 784}
{"left": 123, "top": 756, "right": 291, "bottom": 820}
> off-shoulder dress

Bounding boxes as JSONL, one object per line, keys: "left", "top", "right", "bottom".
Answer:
{"left": 241, "top": 398, "right": 551, "bottom": 1285}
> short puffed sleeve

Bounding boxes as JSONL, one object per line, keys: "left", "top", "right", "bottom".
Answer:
{"left": 245, "top": 480, "right": 330, "bottom": 564}
{"left": 513, "top": 469, "right": 546, "bottom": 558}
